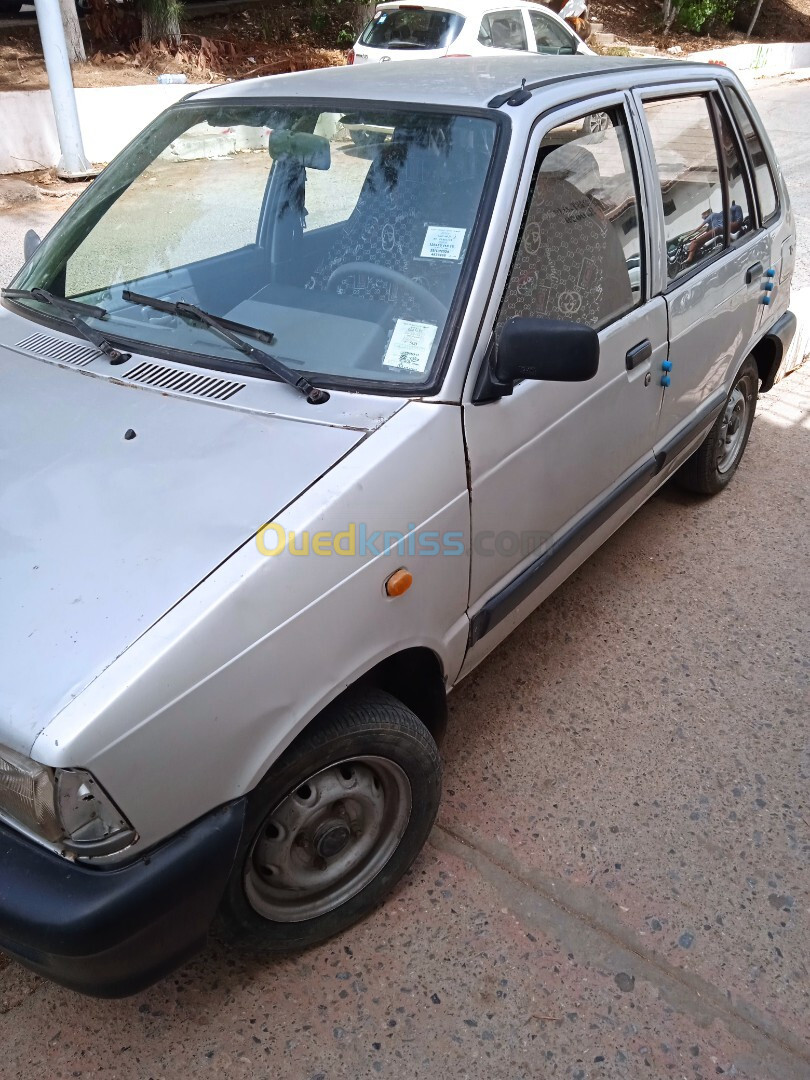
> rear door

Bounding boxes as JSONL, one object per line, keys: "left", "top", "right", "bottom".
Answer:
{"left": 633, "top": 85, "right": 769, "bottom": 444}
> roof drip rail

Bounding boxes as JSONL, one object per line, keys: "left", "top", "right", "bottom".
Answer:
{"left": 488, "top": 78, "right": 535, "bottom": 109}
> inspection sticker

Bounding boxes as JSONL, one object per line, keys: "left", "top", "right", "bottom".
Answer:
{"left": 420, "top": 225, "right": 466, "bottom": 261}
{"left": 383, "top": 319, "right": 438, "bottom": 373}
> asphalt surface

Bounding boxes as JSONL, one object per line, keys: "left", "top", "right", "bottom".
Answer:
{"left": 0, "top": 80, "right": 808, "bottom": 1080}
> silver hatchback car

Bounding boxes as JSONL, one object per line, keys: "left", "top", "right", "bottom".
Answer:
{"left": 0, "top": 55, "right": 796, "bottom": 996}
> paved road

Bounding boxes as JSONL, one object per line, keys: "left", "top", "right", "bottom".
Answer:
{"left": 0, "top": 80, "right": 808, "bottom": 1080}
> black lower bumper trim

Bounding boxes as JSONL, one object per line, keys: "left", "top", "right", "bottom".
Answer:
{"left": 0, "top": 799, "right": 246, "bottom": 997}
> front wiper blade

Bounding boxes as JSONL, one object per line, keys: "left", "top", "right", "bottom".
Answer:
{"left": 3, "top": 287, "right": 107, "bottom": 320}
{"left": 2, "top": 287, "right": 131, "bottom": 365}
{"left": 122, "top": 289, "right": 329, "bottom": 405}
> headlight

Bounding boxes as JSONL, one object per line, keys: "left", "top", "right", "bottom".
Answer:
{"left": 0, "top": 745, "right": 136, "bottom": 856}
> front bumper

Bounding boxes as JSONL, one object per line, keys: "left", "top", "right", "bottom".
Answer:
{"left": 0, "top": 798, "right": 246, "bottom": 997}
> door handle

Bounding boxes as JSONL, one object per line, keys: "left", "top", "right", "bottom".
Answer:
{"left": 745, "top": 261, "right": 764, "bottom": 285}
{"left": 625, "top": 339, "right": 652, "bottom": 370}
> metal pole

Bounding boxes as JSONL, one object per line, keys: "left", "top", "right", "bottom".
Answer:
{"left": 33, "top": 0, "right": 93, "bottom": 179}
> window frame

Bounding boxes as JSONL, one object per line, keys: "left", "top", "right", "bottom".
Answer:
{"left": 493, "top": 92, "right": 650, "bottom": 337}
{"left": 633, "top": 81, "right": 765, "bottom": 295}
{"left": 720, "top": 83, "right": 780, "bottom": 228}
{"left": 707, "top": 91, "right": 757, "bottom": 250}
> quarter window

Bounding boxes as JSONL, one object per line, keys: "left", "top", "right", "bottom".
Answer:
{"left": 498, "top": 107, "right": 643, "bottom": 332}
{"left": 724, "top": 86, "right": 778, "bottom": 222}
{"left": 529, "top": 11, "right": 576, "bottom": 53}
{"left": 643, "top": 95, "right": 726, "bottom": 281}
{"left": 478, "top": 11, "right": 528, "bottom": 50}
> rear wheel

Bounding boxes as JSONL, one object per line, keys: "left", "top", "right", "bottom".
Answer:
{"left": 675, "top": 355, "right": 759, "bottom": 495}
{"left": 218, "top": 689, "right": 442, "bottom": 952}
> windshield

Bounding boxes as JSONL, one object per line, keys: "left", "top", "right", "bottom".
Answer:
{"left": 359, "top": 8, "right": 465, "bottom": 49}
{"left": 10, "top": 102, "right": 497, "bottom": 390}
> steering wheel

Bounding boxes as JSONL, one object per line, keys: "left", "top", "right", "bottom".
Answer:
{"left": 324, "top": 262, "right": 449, "bottom": 324}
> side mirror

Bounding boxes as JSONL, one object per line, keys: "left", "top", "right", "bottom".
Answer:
{"left": 23, "top": 230, "right": 41, "bottom": 262}
{"left": 473, "top": 316, "right": 599, "bottom": 403}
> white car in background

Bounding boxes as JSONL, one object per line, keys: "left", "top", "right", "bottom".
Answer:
{"left": 349, "top": 0, "right": 593, "bottom": 66}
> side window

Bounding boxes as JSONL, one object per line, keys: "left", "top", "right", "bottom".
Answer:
{"left": 529, "top": 11, "right": 576, "bottom": 54}
{"left": 713, "top": 98, "right": 754, "bottom": 243}
{"left": 478, "top": 11, "right": 528, "bottom": 50}
{"left": 643, "top": 95, "right": 725, "bottom": 281}
{"left": 497, "top": 106, "right": 643, "bottom": 332}
{"left": 724, "top": 86, "right": 779, "bottom": 222}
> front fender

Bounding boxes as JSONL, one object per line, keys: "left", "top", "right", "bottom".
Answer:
{"left": 32, "top": 401, "right": 470, "bottom": 858}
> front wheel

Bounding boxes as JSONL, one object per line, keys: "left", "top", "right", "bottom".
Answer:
{"left": 218, "top": 689, "right": 441, "bottom": 952}
{"left": 675, "top": 355, "right": 759, "bottom": 495}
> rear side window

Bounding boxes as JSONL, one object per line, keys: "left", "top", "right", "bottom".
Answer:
{"left": 724, "top": 86, "right": 779, "bottom": 222}
{"left": 360, "top": 8, "right": 464, "bottom": 50}
{"left": 478, "top": 10, "right": 528, "bottom": 49}
{"left": 529, "top": 10, "right": 576, "bottom": 53}
{"left": 498, "top": 106, "right": 643, "bottom": 332}
{"left": 643, "top": 95, "right": 726, "bottom": 281}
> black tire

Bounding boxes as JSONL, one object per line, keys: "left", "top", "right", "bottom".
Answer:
{"left": 675, "top": 355, "right": 759, "bottom": 495}
{"left": 218, "top": 688, "right": 441, "bottom": 953}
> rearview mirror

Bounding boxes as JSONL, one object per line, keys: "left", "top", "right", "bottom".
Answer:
{"left": 23, "top": 229, "right": 41, "bottom": 262}
{"left": 473, "top": 316, "right": 599, "bottom": 403}
{"left": 268, "top": 131, "right": 331, "bottom": 170}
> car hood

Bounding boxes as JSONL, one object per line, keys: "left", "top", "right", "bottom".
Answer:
{"left": 0, "top": 355, "right": 390, "bottom": 754}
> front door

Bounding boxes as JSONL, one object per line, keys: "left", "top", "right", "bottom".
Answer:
{"left": 462, "top": 98, "right": 666, "bottom": 669}
{"left": 636, "top": 87, "right": 770, "bottom": 444}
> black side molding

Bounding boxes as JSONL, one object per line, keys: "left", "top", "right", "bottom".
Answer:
{"left": 468, "top": 455, "right": 659, "bottom": 647}
{"left": 468, "top": 388, "right": 730, "bottom": 649}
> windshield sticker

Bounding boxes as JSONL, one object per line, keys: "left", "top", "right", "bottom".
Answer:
{"left": 420, "top": 226, "right": 466, "bottom": 261}
{"left": 383, "top": 320, "right": 437, "bottom": 373}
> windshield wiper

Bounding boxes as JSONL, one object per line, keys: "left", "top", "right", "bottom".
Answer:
{"left": 122, "top": 289, "right": 329, "bottom": 405}
{"left": 2, "top": 287, "right": 131, "bottom": 365}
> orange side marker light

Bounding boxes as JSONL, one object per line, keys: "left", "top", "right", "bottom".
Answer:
{"left": 385, "top": 568, "right": 413, "bottom": 597}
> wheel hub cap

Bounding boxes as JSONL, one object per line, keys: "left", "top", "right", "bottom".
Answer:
{"left": 315, "top": 821, "right": 351, "bottom": 858}
{"left": 244, "top": 756, "right": 412, "bottom": 923}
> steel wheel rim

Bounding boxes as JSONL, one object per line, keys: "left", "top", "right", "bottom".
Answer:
{"left": 588, "top": 111, "right": 609, "bottom": 133}
{"left": 717, "top": 376, "right": 752, "bottom": 474}
{"left": 244, "top": 756, "right": 412, "bottom": 923}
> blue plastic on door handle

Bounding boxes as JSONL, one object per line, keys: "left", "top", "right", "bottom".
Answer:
{"left": 661, "top": 374, "right": 671, "bottom": 387}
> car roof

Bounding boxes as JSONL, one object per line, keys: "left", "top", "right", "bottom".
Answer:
{"left": 196, "top": 55, "right": 714, "bottom": 111}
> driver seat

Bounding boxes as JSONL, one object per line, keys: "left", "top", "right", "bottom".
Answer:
{"left": 306, "top": 139, "right": 447, "bottom": 319}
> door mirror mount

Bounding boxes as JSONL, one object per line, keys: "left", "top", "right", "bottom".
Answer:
{"left": 23, "top": 229, "right": 42, "bottom": 262}
{"left": 473, "top": 316, "right": 600, "bottom": 404}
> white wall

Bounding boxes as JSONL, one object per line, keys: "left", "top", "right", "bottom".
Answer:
{"left": 0, "top": 83, "right": 208, "bottom": 175}
{"left": 690, "top": 41, "right": 810, "bottom": 76}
